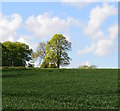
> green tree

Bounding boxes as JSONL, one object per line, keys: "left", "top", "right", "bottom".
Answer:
{"left": 78, "top": 65, "right": 97, "bottom": 69}
{"left": 89, "top": 65, "right": 97, "bottom": 69}
{"left": 2, "top": 42, "right": 9, "bottom": 66}
{"left": 2, "top": 41, "right": 32, "bottom": 67}
{"left": 42, "top": 34, "right": 71, "bottom": 68}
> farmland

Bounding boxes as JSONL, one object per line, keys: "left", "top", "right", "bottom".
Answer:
{"left": 2, "top": 68, "right": 118, "bottom": 109}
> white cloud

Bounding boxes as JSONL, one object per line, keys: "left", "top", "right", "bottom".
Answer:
{"left": 0, "top": 13, "right": 22, "bottom": 42}
{"left": 78, "top": 24, "right": 118, "bottom": 56}
{"left": 61, "top": 0, "right": 90, "bottom": 9}
{"left": 94, "top": 24, "right": 118, "bottom": 56}
{"left": 25, "top": 12, "right": 81, "bottom": 40}
{"left": 77, "top": 43, "right": 94, "bottom": 55}
{"left": 0, "top": 13, "right": 35, "bottom": 50}
{"left": 0, "top": 12, "right": 79, "bottom": 51}
{"left": 25, "top": 13, "right": 70, "bottom": 40}
{"left": 77, "top": 3, "right": 118, "bottom": 56}
{"left": 85, "top": 3, "right": 117, "bottom": 39}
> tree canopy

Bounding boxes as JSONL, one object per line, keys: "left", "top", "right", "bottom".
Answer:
{"left": 2, "top": 41, "right": 32, "bottom": 67}
{"left": 41, "top": 34, "right": 71, "bottom": 68}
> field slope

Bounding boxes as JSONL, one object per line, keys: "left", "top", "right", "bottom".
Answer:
{"left": 2, "top": 69, "right": 118, "bottom": 109}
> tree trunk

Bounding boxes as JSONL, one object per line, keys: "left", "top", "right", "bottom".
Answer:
{"left": 57, "top": 63, "right": 60, "bottom": 68}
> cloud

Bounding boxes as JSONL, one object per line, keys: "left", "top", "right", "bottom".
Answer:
{"left": 77, "top": 43, "right": 94, "bottom": 55}
{"left": 25, "top": 13, "right": 70, "bottom": 40}
{"left": 84, "top": 3, "right": 117, "bottom": 39}
{"left": 0, "top": 13, "right": 22, "bottom": 42}
{"left": 78, "top": 24, "right": 118, "bottom": 56}
{"left": 0, "top": 13, "right": 36, "bottom": 50}
{"left": 0, "top": 12, "right": 80, "bottom": 51}
{"left": 77, "top": 3, "right": 118, "bottom": 56}
{"left": 25, "top": 12, "right": 82, "bottom": 40}
{"left": 94, "top": 24, "right": 118, "bottom": 56}
{"left": 61, "top": 0, "right": 90, "bottom": 9}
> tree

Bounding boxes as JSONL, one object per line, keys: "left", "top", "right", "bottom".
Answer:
{"left": 2, "top": 43, "right": 10, "bottom": 66}
{"left": 42, "top": 34, "right": 71, "bottom": 68}
{"left": 89, "top": 65, "right": 97, "bottom": 69}
{"left": 32, "top": 42, "right": 46, "bottom": 66}
{"left": 2, "top": 41, "right": 32, "bottom": 67}
{"left": 79, "top": 65, "right": 89, "bottom": 69}
{"left": 78, "top": 65, "right": 97, "bottom": 69}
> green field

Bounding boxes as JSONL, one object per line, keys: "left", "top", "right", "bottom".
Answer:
{"left": 2, "top": 68, "right": 118, "bottom": 109}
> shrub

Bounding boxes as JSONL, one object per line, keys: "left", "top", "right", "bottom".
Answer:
{"left": 78, "top": 65, "right": 97, "bottom": 69}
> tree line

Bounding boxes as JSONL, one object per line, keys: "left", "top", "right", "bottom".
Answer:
{"left": 1, "top": 34, "right": 71, "bottom": 68}
{"left": 1, "top": 41, "right": 32, "bottom": 67}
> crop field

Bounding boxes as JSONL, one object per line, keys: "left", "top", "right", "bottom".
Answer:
{"left": 2, "top": 68, "right": 118, "bottom": 109}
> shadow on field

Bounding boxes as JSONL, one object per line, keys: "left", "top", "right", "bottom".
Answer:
{"left": 2, "top": 68, "right": 37, "bottom": 78}
{"left": 1, "top": 74, "right": 21, "bottom": 78}
{"left": 1, "top": 73, "right": 36, "bottom": 78}
{"left": 2, "top": 68, "right": 30, "bottom": 72}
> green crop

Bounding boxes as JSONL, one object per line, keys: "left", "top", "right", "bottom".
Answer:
{"left": 2, "top": 68, "right": 118, "bottom": 109}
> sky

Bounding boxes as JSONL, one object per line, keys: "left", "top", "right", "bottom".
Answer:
{"left": 0, "top": 1, "right": 118, "bottom": 68}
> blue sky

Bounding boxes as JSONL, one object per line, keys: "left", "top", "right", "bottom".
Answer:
{"left": 1, "top": 2, "right": 118, "bottom": 68}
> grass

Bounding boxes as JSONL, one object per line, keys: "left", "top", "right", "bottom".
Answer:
{"left": 2, "top": 68, "right": 118, "bottom": 109}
